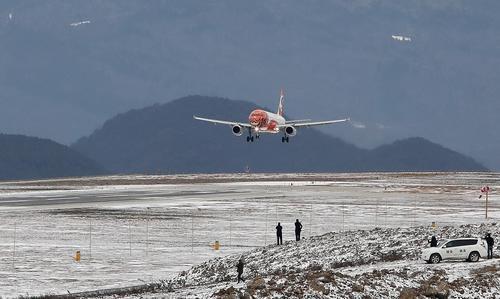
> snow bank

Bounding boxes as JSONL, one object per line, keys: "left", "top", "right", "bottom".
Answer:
{"left": 117, "top": 223, "right": 500, "bottom": 298}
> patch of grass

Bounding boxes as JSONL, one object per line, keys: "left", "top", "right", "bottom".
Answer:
{"left": 398, "top": 288, "right": 417, "bottom": 299}
{"left": 380, "top": 250, "right": 405, "bottom": 262}
{"left": 471, "top": 264, "right": 498, "bottom": 276}
{"left": 212, "top": 286, "right": 237, "bottom": 298}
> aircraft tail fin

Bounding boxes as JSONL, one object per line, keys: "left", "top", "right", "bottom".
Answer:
{"left": 278, "top": 89, "right": 285, "bottom": 116}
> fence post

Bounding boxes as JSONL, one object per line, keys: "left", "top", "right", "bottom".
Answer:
{"left": 129, "top": 220, "right": 132, "bottom": 256}
{"left": 146, "top": 209, "right": 149, "bottom": 257}
{"left": 413, "top": 197, "right": 416, "bottom": 227}
{"left": 229, "top": 210, "right": 233, "bottom": 247}
{"left": 13, "top": 222, "right": 16, "bottom": 269}
{"left": 89, "top": 218, "right": 92, "bottom": 262}
{"left": 342, "top": 202, "right": 345, "bottom": 232}
{"left": 309, "top": 204, "right": 313, "bottom": 236}
{"left": 191, "top": 210, "right": 194, "bottom": 253}
{"left": 264, "top": 203, "right": 269, "bottom": 246}
{"left": 385, "top": 198, "right": 388, "bottom": 228}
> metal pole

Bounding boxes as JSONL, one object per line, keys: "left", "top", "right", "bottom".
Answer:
{"left": 89, "top": 218, "right": 92, "bottom": 261}
{"left": 13, "top": 222, "right": 16, "bottom": 269}
{"left": 342, "top": 202, "right": 345, "bottom": 232}
{"left": 229, "top": 211, "right": 232, "bottom": 247}
{"left": 264, "top": 203, "right": 269, "bottom": 246}
{"left": 413, "top": 197, "right": 416, "bottom": 227}
{"left": 309, "top": 204, "right": 313, "bottom": 236}
{"left": 486, "top": 191, "right": 489, "bottom": 219}
{"left": 191, "top": 210, "right": 194, "bottom": 253}
{"left": 146, "top": 210, "right": 149, "bottom": 257}
{"left": 375, "top": 198, "right": 378, "bottom": 228}
{"left": 385, "top": 198, "right": 388, "bottom": 228}
{"left": 129, "top": 221, "right": 132, "bottom": 256}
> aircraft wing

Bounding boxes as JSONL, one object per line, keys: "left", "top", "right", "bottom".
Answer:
{"left": 285, "top": 119, "right": 311, "bottom": 124}
{"left": 193, "top": 116, "right": 252, "bottom": 128}
{"left": 285, "top": 118, "right": 350, "bottom": 128}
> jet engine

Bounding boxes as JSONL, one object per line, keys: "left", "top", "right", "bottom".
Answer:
{"left": 232, "top": 125, "right": 243, "bottom": 136}
{"left": 285, "top": 126, "right": 297, "bottom": 137}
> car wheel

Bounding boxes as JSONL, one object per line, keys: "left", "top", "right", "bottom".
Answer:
{"left": 429, "top": 253, "right": 441, "bottom": 264}
{"left": 469, "top": 251, "right": 480, "bottom": 262}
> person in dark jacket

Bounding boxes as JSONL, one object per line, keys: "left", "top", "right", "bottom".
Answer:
{"left": 236, "top": 258, "right": 245, "bottom": 283}
{"left": 276, "top": 222, "right": 283, "bottom": 245}
{"left": 294, "top": 219, "right": 303, "bottom": 241}
{"left": 485, "top": 233, "right": 494, "bottom": 259}
{"left": 428, "top": 235, "right": 438, "bottom": 247}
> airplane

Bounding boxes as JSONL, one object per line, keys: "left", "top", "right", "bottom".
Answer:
{"left": 193, "top": 89, "right": 350, "bottom": 143}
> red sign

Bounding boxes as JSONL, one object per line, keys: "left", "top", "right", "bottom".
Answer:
{"left": 481, "top": 186, "right": 491, "bottom": 193}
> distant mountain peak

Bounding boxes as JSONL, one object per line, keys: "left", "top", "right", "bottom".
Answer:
{"left": 72, "top": 96, "right": 487, "bottom": 174}
{"left": 0, "top": 133, "right": 107, "bottom": 180}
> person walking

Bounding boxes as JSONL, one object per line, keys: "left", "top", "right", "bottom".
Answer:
{"left": 429, "top": 235, "right": 438, "bottom": 247}
{"left": 294, "top": 219, "right": 303, "bottom": 241}
{"left": 236, "top": 258, "right": 245, "bottom": 283}
{"left": 485, "top": 233, "right": 494, "bottom": 259}
{"left": 276, "top": 222, "right": 283, "bottom": 245}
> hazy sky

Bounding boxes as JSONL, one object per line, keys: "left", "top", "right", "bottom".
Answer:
{"left": 1, "top": 1, "right": 499, "bottom": 168}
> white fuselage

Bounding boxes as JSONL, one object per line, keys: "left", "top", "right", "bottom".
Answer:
{"left": 248, "top": 109, "right": 286, "bottom": 134}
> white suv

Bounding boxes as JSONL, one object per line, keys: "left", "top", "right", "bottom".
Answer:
{"left": 421, "top": 238, "right": 487, "bottom": 264}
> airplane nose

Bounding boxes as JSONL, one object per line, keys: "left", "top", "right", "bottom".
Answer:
{"left": 249, "top": 110, "right": 268, "bottom": 126}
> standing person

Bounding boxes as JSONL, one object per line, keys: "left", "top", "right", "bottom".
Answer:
{"left": 236, "top": 258, "right": 245, "bottom": 283}
{"left": 485, "top": 233, "right": 494, "bottom": 259}
{"left": 295, "top": 219, "right": 303, "bottom": 241}
{"left": 429, "top": 235, "right": 438, "bottom": 247}
{"left": 276, "top": 222, "right": 283, "bottom": 245}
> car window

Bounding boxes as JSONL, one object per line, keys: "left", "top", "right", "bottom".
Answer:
{"left": 444, "top": 239, "right": 477, "bottom": 248}
{"left": 443, "top": 240, "right": 459, "bottom": 248}
{"left": 437, "top": 240, "right": 447, "bottom": 247}
{"left": 462, "top": 239, "right": 478, "bottom": 246}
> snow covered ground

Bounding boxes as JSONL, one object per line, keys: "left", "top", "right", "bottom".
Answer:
{"left": 154, "top": 223, "right": 500, "bottom": 298}
{"left": 0, "top": 172, "right": 498, "bottom": 297}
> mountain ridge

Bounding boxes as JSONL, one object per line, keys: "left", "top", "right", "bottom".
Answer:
{"left": 72, "top": 96, "right": 487, "bottom": 173}
{"left": 1, "top": 2, "right": 499, "bottom": 169}
{"left": 0, "top": 133, "right": 107, "bottom": 180}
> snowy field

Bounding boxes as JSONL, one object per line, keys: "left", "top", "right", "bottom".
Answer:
{"left": 0, "top": 172, "right": 498, "bottom": 297}
{"left": 158, "top": 222, "right": 500, "bottom": 298}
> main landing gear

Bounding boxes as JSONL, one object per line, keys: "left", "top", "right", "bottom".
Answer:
{"left": 281, "top": 136, "right": 289, "bottom": 143}
{"left": 246, "top": 128, "right": 259, "bottom": 142}
{"left": 247, "top": 135, "right": 260, "bottom": 142}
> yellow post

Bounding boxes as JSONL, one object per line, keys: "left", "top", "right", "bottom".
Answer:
{"left": 74, "top": 250, "right": 81, "bottom": 262}
{"left": 214, "top": 241, "right": 220, "bottom": 250}
{"left": 431, "top": 222, "right": 437, "bottom": 229}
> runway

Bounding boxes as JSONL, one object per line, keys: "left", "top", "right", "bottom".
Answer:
{"left": 0, "top": 173, "right": 498, "bottom": 296}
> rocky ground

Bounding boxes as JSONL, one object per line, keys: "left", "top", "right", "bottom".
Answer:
{"left": 38, "top": 222, "right": 499, "bottom": 299}
{"left": 161, "top": 223, "right": 500, "bottom": 299}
